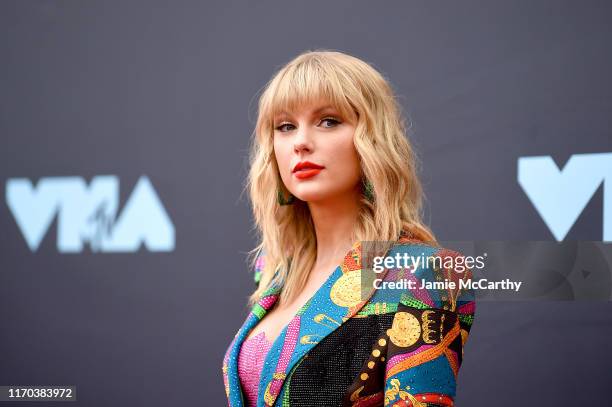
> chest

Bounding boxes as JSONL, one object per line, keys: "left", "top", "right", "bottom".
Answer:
{"left": 246, "top": 267, "right": 333, "bottom": 343}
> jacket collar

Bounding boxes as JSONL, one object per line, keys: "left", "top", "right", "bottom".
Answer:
{"left": 222, "top": 238, "right": 397, "bottom": 407}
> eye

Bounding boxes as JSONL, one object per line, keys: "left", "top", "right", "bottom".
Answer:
{"left": 275, "top": 122, "right": 295, "bottom": 132}
{"left": 320, "top": 117, "right": 341, "bottom": 128}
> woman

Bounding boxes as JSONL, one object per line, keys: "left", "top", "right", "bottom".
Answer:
{"left": 222, "top": 50, "right": 476, "bottom": 407}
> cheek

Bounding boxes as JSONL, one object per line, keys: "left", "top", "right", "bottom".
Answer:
{"left": 327, "top": 133, "right": 361, "bottom": 181}
{"left": 273, "top": 138, "right": 291, "bottom": 172}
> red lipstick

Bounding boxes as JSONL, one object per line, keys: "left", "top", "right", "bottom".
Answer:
{"left": 293, "top": 161, "right": 325, "bottom": 179}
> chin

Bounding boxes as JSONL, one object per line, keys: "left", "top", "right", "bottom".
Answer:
{"left": 293, "top": 194, "right": 320, "bottom": 203}
{"left": 290, "top": 185, "right": 320, "bottom": 199}
{"left": 294, "top": 191, "right": 337, "bottom": 203}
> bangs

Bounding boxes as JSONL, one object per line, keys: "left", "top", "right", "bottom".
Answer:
{"left": 262, "top": 57, "right": 359, "bottom": 126}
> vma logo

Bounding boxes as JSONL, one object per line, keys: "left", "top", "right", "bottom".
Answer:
{"left": 518, "top": 152, "right": 612, "bottom": 242}
{"left": 5, "top": 176, "right": 175, "bottom": 253}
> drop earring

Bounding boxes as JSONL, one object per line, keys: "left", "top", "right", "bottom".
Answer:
{"left": 362, "top": 178, "right": 375, "bottom": 203}
{"left": 277, "top": 187, "right": 295, "bottom": 205}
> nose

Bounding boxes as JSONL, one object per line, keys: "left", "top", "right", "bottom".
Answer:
{"left": 293, "top": 124, "right": 313, "bottom": 154}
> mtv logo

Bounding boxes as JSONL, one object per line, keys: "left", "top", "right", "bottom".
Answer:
{"left": 518, "top": 152, "right": 612, "bottom": 242}
{"left": 5, "top": 175, "right": 175, "bottom": 252}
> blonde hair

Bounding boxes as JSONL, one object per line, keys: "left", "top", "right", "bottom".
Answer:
{"left": 245, "top": 49, "right": 437, "bottom": 307}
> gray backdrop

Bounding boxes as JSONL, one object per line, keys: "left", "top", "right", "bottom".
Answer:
{"left": 1, "top": 1, "right": 611, "bottom": 406}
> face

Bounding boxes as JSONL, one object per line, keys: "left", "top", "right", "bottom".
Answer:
{"left": 273, "top": 100, "right": 362, "bottom": 204}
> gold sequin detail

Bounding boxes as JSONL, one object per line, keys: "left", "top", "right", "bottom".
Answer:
{"left": 386, "top": 311, "right": 421, "bottom": 347}
{"left": 330, "top": 269, "right": 362, "bottom": 308}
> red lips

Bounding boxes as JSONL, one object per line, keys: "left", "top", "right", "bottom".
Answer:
{"left": 292, "top": 161, "right": 325, "bottom": 180}
{"left": 292, "top": 161, "right": 325, "bottom": 173}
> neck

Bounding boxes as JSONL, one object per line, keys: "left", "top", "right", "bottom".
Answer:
{"left": 307, "top": 186, "right": 361, "bottom": 275}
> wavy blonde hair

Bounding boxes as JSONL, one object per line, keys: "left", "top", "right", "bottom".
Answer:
{"left": 245, "top": 49, "right": 437, "bottom": 307}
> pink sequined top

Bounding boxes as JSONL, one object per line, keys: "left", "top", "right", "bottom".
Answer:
{"left": 238, "top": 331, "right": 273, "bottom": 406}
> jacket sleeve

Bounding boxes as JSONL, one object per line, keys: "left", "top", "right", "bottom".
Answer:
{"left": 383, "top": 250, "right": 476, "bottom": 407}
{"left": 253, "top": 247, "right": 265, "bottom": 289}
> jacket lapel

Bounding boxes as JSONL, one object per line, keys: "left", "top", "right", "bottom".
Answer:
{"left": 223, "top": 238, "right": 398, "bottom": 407}
{"left": 256, "top": 239, "right": 394, "bottom": 407}
{"left": 223, "top": 281, "right": 282, "bottom": 406}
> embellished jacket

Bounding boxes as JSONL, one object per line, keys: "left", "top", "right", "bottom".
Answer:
{"left": 222, "top": 236, "right": 476, "bottom": 407}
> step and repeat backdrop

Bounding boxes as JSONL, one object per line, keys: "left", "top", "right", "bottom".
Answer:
{"left": 1, "top": 1, "right": 611, "bottom": 406}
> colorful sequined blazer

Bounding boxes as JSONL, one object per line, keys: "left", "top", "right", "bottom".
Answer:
{"left": 222, "top": 236, "right": 476, "bottom": 407}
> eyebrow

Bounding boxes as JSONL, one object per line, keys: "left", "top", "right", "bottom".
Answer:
{"left": 275, "top": 105, "right": 338, "bottom": 120}
{"left": 311, "top": 105, "right": 336, "bottom": 115}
